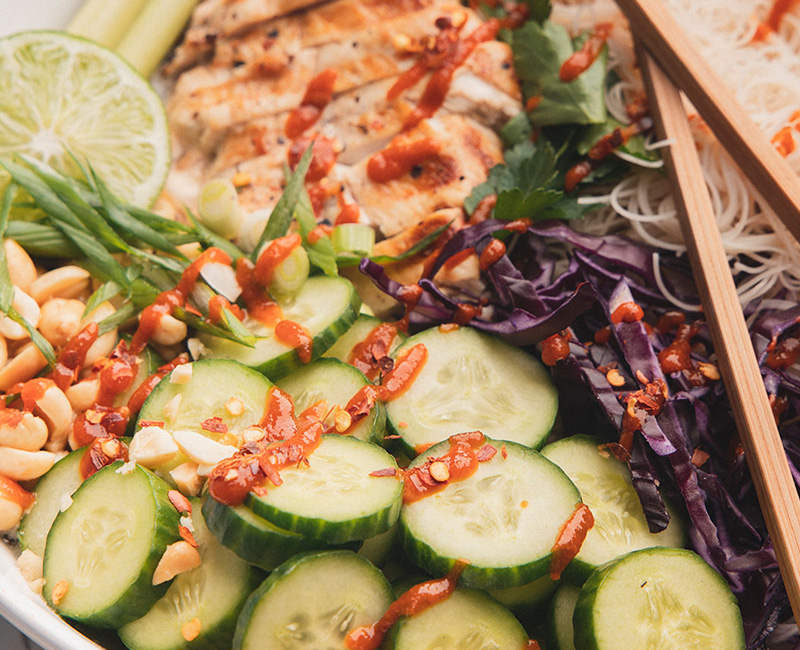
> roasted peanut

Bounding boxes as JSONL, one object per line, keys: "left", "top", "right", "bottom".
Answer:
{"left": 25, "top": 380, "right": 73, "bottom": 451}
{"left": 150, "top": 313, "right": 188, "bottom": 347}
{"left": 4, "top": 240, "right": 37, "bottom": 293}
{"left": 0, "top": 447, "right": 56, "bottom": 481}
{"left": 0, "top": 287, "right": 41, "bottom": 341}
{"left": 38, "top": 298, "right": 86, "bottom": 347}
{"left": 0, "top": 410, "right": 48, "bottom": 451}
{"left": 0, "top": 343, "right": 48, "bottom": 392}
{"left": 129, "top": 426, "right": 179, "bottom": 469}
{"left": 169, "top": 462, "right": 203, "bottom": 497}
{"left": 65, "top": 378, "right": 101, "bottom": 412}
{"left": 0, "top": 333, "right": 7, "bottom": 370}
{"left": 152, "top": 541, "right": 201, "bottom": 585}
{"left": 29, "top": 266, "right": 91, "bottom": 304}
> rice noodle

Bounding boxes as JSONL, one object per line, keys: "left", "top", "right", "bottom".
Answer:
{"left": 553, "top": 0, "right": 800, "bottom": 305}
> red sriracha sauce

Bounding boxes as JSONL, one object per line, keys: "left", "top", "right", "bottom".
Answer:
{"left": 130, "top": 248, "right": 232, "bottom": 354}
{"left": 610, "top": 301, "right": 644, "bottom": 325}
{"left": 540, "top": 331, "right": 571, "bottom": 366}
{"left": 254, "top": 233, "right": 303, "bottom": 287}
{"left": 550, "top": 502, "right": 594, "bottom": 580}
{"left": 79, "top": 436, "right": 129, "bottom": 480}
{"left": 367, "top": 138, "right": 442, "bottom": 183}
{"left": 0, "top": 475, "right": 35, "bottom": 511}
{"left": 236, "top": 258, "right": 283, "bottom": 327}
{"left": 345, "top": 560, "right": 468, "bottom": 650}
{"left": 208, "top": 420, "right": 323, "bottom": 506}
{"left": 348, "top": 323, "right": 399, "bottom": 380}
{"left": 402, "top": 431, "right": 489, "bottom": 504}
{"left": 288, "top": 135, "right": 338, "bottom": 182}
{"left": 275, "top": 320, "right": 314, "bottom": 364}
{"left": 127, "top": 356, "right": 188, "bottom": 416}
{"left": 285, "top": 68, "right": 338, "bottom": 138}
{"left": 260, "top": 386, "right": 300, "bottom": 443}
{"left": 767, "top": 335, "right": 800, "bottom": 370}
{"left": 559, "top": 22, "right": 612, "bottom": 82}
{"left": 404, "top": 19, "right": 501, "bottom": 129}
{"left": 48, "top": 323, "right": 99, "bottom": 391}
{"left": 479, "top": 238, "right": 506, "bottom": 270}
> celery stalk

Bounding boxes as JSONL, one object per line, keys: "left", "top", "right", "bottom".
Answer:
{"left": 115, "top": 0, "right": 200, "bottom": 77}
{"left": 67, "top": 0, "right": 150, "bottom": 49}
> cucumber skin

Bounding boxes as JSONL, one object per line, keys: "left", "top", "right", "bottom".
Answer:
{"left": 398, "top": 519, "right": 553, "bottom": 590}
{"left": 43, "top": 463, "right": 182, "bottom": 629}
{"left": 246, "top": 479, "right": 402, "bottom": 545}
{"left": 120, "top": 499, "right": 264, "bottom": 650}
{"left": 18, "top": 447, "right": 85, "bottom": 556}
{"left": 201, "top": 491, "right": 355, "bottom": 571}
{"left": 232, "top": 550, "right": 394, "bottom": 650}
{"left": 572, "top": 548, "right": 745, "bottom": 650}
{"left": 245, "top": 435, "right": 403, "bottom": 544}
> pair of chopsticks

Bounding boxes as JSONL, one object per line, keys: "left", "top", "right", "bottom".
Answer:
{"left": 614, "top": 0, "right": 800, "bottom": 622}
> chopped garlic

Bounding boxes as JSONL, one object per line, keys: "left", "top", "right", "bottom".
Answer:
{"left": 169, "top": 364, "right": 193, "bottom": 385}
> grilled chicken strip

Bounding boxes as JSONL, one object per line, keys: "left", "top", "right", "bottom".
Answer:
{"left": 165, "top": 0, "right": 522, "bottom": 305}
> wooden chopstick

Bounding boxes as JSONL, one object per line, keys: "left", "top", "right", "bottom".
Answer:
{"left": 636, "top": 45, "right": 800, "bottom": 622}
{"left": 615, "top": 0, "right": 800, "bottom": 244}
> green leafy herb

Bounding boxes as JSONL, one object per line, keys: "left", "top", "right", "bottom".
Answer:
{"left": 8, "top": 306, "right": 57, "bottom": 366}
{"left": 512, "top": 21, "right": 607, "bottom": 126}
{"left": 251, "top": 145, "right": 314, "bottom": 259}
{"left": 293, "top": 185, "right": 338, "bottom": 277}
{"left": 0, "top": 181, "right": 16, "bottom": 313}
{"left": 172, "top": 306, "right": 257, "bottom": 348}
{"left": 185, "top": 209, "right": 246, "bottom": 261}
{"left": 336, "top": 220, "right": 453, "bottom": 267}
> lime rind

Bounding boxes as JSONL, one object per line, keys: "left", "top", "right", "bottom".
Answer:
{"left": 0, "top": 30, "right": 170, "bottom": 207}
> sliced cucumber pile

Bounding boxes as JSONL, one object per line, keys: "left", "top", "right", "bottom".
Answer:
{"left": 573, "top": 548, "right": 745, "bottom": 649}
{"left": 276, "top": 358, "right": 385, "bottom": 443}
{"left": 547, "top": 584, "right": 581, "bottom": 650}
{"left": 400, "top": 437, "right": 581, "bottom": 588}
{"left": 387, "top": 587, "right": 528, "bottom": 650}
{"left": 43, "top": 463, "right": 181, "bottom": 628}
{"left": 386, "top": 327, "right": 558, "bottom": 455}
{"left": 118, "top": 499, "right": 261, "bottom": 650}
{"left": 541, "top": 435, "right": 685, "bottom": 583}
{"left": 200, "top": 275, "right": 361, "bottom": 379}
{"left": 233, "top": 550, "right": 393, "bottom": 650}
{"left": 246, "top": 434, "right": 402, "bottom": 543}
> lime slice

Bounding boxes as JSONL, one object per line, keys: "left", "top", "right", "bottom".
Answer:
{"left": 0, "top": 31, "right": 170, "bottom": 207}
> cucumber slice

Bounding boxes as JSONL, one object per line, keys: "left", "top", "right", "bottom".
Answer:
{"left": 277, "top": 358, "right": 385, "bottom": 443}
{"left": 200, "top": 276, "right": 361, "bottom": 380}
{"left": 573, "top": 548, "right": 745, "bottom": 650}
{"left": 541, "top": 435, "right": 685, "bottom": 583}
{"left": 357, "top": 521, "right": 398, "bottom": 567}
{"left": 117, "top": 345, "right": 163, "bottom": 409}
{"left": 18, "top": 446, "right": 86, "bottom": 556}
{"left": 201, "top": 490, "right": 348, "bottom": 571}
{"left": 137, "top": 359, "right": 272, "bottom": 474}
{"left": 138, "top": 359, "right": 272, "bottom": 436}
{"left": 246, "top": 434, "right": 402, "bottom": 543}
{"left": 400, "top": 437, "right": 581, "bottom": 589}
{"left": 233, "top": 550, "right": 394, "bottom": 650}
{"left": 118, "top": 498, "right": 261, "bottom": 650}
{"left": 386, "top": 327, "right": 557, "bottom": 455}
{"left": 43, "top": 463, "right": 181, "bottom": 628}
{"left": 322, "top": 314, "right": 404, "bottom": 363}
{"left": 548, "top": 584, "right": 581, "bottom": 650}
{"left": 386, "top": 587, "right": 528, "bottom": 650}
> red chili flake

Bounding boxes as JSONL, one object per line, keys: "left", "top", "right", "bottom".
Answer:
{"left": 201, "top": 417, "right": 228, "bottom": 434}
{"left": 179, "top": 525, "right": 199, "bottom": 548}
{"left": 168, "top": 490, "right": 193, "bottom": 515}
{"left": 369, "top": 468, "right": 398, "bottom": 477}
{"left": 501, "top": 444, "right": 508, "bottom": 459}
{"left": 138, "top": 420, "right": 165, "bottom": 428}
{"left": 476, "top": 444, "right": 497, "bottom": 462}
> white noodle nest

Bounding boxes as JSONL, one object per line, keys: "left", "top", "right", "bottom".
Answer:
{"left": 553, "top": 0, "right": 800, "bottom": 306}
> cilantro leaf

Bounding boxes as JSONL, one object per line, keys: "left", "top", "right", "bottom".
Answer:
{"left": 512, "top": 21, "right": 607, "bottom": 126}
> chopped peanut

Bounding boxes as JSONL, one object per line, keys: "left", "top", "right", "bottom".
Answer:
{"left": 152, "top": 541, "right": 202, "bottom": 585}
{"left": 51, "top": 580, "right": 69, "bottom": 605}
{"left": 169, "top": 462, "right": 204, "bottom": 497}
{"left": 429, "top": 461, "right": 450, "bottom": 482}
{"left": 224, "top": 397, "right": 245, "bottom": 416}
